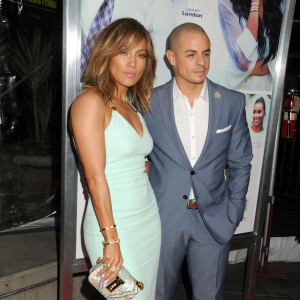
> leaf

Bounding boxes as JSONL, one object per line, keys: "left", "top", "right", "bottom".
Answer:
{"left": 10, "top": 27, "right": 53, "bottom": 91}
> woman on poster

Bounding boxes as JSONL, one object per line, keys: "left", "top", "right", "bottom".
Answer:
{"left": 251, "top": 97, "right": 266, "bottom": 134}
{"left": 218, "top": 0, "right": 285, "bottom": 93}
{"left": 248, "top": 96, "right": 269, "bottom": 148}
{"left": 71, "top": 18, "right": 161, "bottom": 299}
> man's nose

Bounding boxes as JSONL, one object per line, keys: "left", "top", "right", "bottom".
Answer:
{"left": 196, "top": 55, "right": 205, "bottom": 66}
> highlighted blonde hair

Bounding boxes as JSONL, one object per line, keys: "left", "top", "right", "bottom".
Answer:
{"left": 83, "top": 18, "right": 156, "bottom": 114}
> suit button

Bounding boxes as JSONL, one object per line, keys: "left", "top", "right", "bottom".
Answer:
{"left": 183, "top": 195, "right": 188, "bottom": 199}
{"left": 190, "top": 171, "right": 195, "bottom": 175}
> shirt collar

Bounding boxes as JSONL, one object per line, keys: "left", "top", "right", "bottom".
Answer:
{"left": 173, "top": 78, "right": 208, "bottom": 103}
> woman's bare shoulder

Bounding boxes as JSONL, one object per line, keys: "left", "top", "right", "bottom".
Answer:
{"left": 71, "top": 88, "right": 107, "bottom": 117}
{"left": 73, "top": 89, "right": 105, "bottom": 108}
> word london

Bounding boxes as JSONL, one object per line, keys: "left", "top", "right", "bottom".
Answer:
{"left": 182, "top": 7, "right": 202, "bottom": 18}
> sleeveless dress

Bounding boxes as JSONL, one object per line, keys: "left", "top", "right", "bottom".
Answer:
{"left": 83, "top": 108, "right": 161, "bottom": 300}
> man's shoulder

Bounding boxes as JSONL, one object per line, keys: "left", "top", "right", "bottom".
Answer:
{"left": 153, "top": 79, "right": 172, "bottom": 94}
{"left": 149, "top": 80, "right": 173, "bottom": 109}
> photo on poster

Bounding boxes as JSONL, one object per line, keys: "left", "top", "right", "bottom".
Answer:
{"left": 217, "top": 0, "right": 285, "bottom": 94}
{"left": 80, "top": 0, "right": 286, "bottom": 93}
{"left": 173, "top": 0, "right": 286, "bottom": 95}
{"left": 80, "top": 0, "right": 175, "bottom": 86}
{"left": 246, "top": 93, "right": 271, "bottom": 148}
{"left": 235, "top": 93, "right": 271, "bottom": 234}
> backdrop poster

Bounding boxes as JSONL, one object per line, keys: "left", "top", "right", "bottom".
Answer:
{"left": 76, "top": 0, "right": 286, "bottom": 258}
{"left": 173, "top": 0, "right": 285, "bottom": 95}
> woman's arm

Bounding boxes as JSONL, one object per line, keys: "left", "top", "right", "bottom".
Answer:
{"left": 246, "top": 0, "right": 270, "bottom": 76}
{"left": 218, "top": 0, "right": 260, "bottom": 71}
{"left": 246, "top": 0, "right": 262, "bottom": 40}
{"left": 71, "top": 90, "right": 122, "bottom": 282}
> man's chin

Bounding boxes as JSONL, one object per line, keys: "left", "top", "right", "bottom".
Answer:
{"left": 190, "top": 78, "right": 206, "bottom": 85}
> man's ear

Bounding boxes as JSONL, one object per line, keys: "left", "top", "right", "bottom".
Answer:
{"left": 166, "top": 50, "right": 176, "bottom": 67}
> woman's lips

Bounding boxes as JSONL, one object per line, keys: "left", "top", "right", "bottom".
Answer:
{"left": 124, "top": 72, "right": 136, "bottom": 77}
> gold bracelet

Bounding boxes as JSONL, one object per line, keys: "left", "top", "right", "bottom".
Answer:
{"left": 100, "top": 224, "right": 116, "bottom": 232}
{"left": 102, "top": 238, "right": 120, "bottom": 246}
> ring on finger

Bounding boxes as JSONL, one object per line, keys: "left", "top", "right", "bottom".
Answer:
{"left": 111, "top": 266, "right": 116, "bottom": 272}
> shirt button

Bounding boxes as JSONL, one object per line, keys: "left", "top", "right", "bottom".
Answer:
{"left": 183, "top": 195, "right": 188, "bottom": 199}
{"left": 192, "top": 136, "right": 194, "bottom": 139}
{"left": 191, "top": 171, "right": 196, "bottom": 175}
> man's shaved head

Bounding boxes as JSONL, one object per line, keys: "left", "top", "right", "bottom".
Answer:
{"left": 167, "top": 23, "right": 209, "bottom": 52}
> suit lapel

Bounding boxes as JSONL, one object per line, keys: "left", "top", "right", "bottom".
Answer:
{"left": 158, "top": 80, "right": 190, "bottom": 167}
{"left": 195, "top": 79, "right": 222, "bottom": 167}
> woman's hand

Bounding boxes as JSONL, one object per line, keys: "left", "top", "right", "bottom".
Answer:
{"left": 99, "top": 243, "right": 123, "bottom": 283}
{"left": 249, "top": 59, "right": 270, "bottom": 76}
{"left": 145, "top": 160, "right": 150, "bottom": 174}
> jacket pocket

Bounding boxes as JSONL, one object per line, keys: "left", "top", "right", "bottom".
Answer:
{"left": 216, "top": 124, "right": 232, "bottom": 133}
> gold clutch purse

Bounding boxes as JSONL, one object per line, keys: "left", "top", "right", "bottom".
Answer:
{"left": 88, "top": 259, "right": 144, "bottom": 299}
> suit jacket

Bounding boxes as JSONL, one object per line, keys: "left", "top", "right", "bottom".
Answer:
{"left": 144, "top": 78, "right": 253, "bottom": 245}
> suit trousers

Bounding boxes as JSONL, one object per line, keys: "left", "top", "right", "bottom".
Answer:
{"left": 156, "top": 208, "right": 230, "bottom": 300}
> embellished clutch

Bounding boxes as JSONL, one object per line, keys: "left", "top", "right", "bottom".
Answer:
{"left": 88, "top": 259, "right": 144, "bottom": 299}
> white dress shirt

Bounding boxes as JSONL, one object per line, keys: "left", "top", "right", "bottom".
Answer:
{"left": 173, "top": 79, "right": 209, "bottom": 200}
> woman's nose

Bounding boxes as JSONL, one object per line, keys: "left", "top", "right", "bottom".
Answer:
{"left": 127, "top": 55, "right": 136, "bottom": 67}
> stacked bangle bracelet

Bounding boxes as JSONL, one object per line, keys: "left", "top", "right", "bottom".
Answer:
{"left": 250, "top": 2, "right": 259, "bottom": 12}
{"left": 102, "top": 238, "right": 120, "bottom": 246}
{"left": 101, "top": 224, "right": 116, "bottom": 232}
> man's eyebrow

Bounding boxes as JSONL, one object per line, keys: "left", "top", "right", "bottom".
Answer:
{"left": 184, "top": 49, "right": 211, "bottom": 53}
{"left": 184, "top": 49, "right": 197, "bottom": 53}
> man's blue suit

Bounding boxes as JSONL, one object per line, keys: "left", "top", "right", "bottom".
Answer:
{"left": 144, "top": 78, "right": 252, "bottom": 299}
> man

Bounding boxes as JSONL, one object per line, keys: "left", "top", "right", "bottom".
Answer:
{"left": 144, "top": 23, "right": 252, "bottom": 300}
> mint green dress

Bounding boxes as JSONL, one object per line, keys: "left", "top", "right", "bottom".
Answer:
{"left": 83, "top": 109, "right": 161, "bottom": 300}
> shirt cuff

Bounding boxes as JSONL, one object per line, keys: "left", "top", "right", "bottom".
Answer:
{"left": 237, "top": 27, "right": 257, "bottom": 60}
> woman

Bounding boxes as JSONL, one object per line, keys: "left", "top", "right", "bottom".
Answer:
{"left": 71, "top": 18, "right": 161, "bottom": 299}
{"left": 251, "top": 97, "right": 265, "bottom": 133}
{"left": 218, "top": 0, "right": 284, "bottom": 92}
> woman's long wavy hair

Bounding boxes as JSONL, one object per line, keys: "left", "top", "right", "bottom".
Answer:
{"left": 83, "top": 18, "right": 156, "bottom": 114}
{"left": 231, "top": 0, "right": 283, "bottom": 65}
